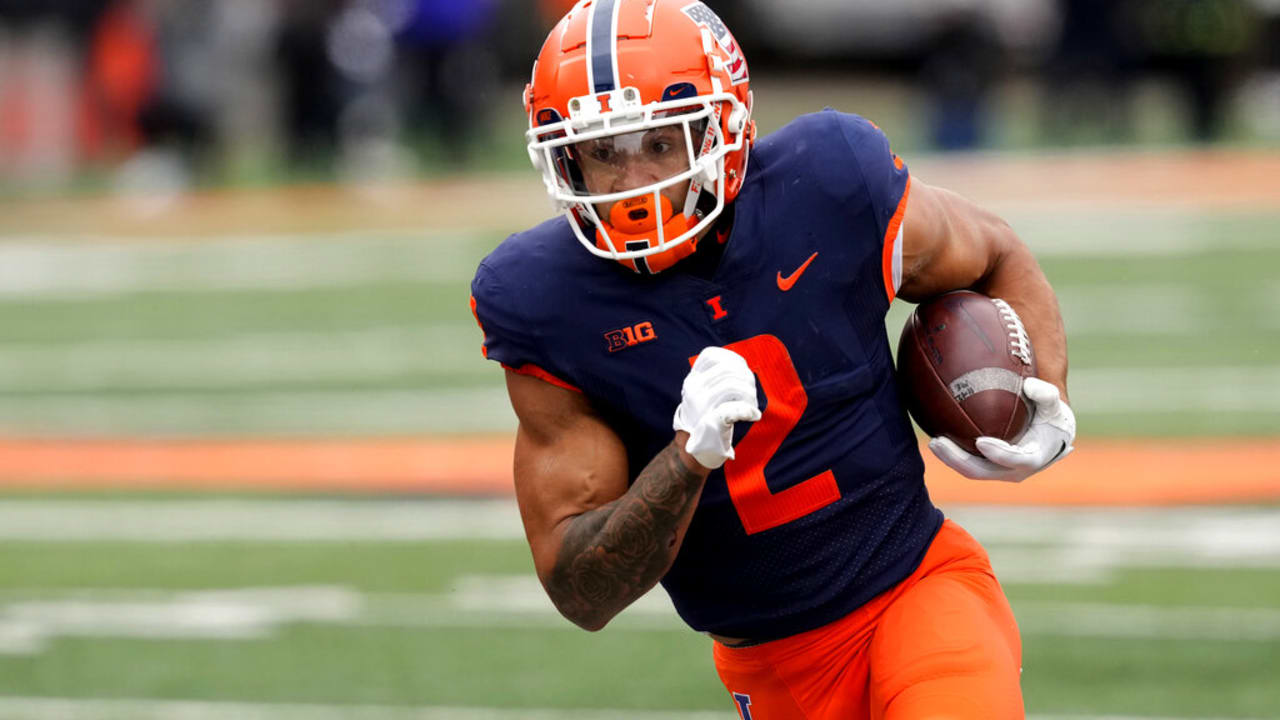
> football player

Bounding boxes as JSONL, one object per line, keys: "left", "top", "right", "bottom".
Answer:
{"left": 470, "top": 1, "right": 1076, "bottom": 717}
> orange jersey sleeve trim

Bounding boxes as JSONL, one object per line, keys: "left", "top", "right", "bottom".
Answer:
{"left": 469, "top": 295, "right": 488, "bottom": 359}
{"left": 881, "top": 175, "right": 911, "bottom": 304}
{"left": 503, "top": 363, "right": 583, "bottom": 394}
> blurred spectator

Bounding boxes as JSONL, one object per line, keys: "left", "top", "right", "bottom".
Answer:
{"left": 395, "top": 0, "right": 500, "bottom": 166}
{"left": 138, "top": 0, "right": 218, "bottom": 159}
{"left": 1041, "top": 0, "right": 1140, "bottom": 145}
{"left": 1136, "top": 0, "right": 1259, "bottom": 142}
{"left": 920, "top": 10, "right": 1004, "bottom": 150}
{"left": 276, "top": 0, "right": 346, "bottom": 171}
{"left": 0, "top": 0, "right": 105, "bottom": 186}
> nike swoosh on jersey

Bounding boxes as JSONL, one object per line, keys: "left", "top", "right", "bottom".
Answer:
{"left": 776, "top": 252, "right": 819, "bottom": 291}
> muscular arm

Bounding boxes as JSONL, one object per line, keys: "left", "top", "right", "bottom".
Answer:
{"left": 506, "top": 369, "right": 709, "bottom": 631}
{"left": 897, "top": 180, "right": 1069, "bottom": 403}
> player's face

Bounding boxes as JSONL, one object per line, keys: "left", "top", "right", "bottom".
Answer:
{"left": 574, "top": 125, "right": 693, "bottom": 218}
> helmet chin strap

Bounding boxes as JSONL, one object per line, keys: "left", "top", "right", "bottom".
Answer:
{"left": 595, "top": 193, "right": 699, "bottom": 274}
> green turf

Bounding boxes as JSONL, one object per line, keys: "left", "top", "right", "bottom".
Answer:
{"left": 1006, "top": 566, "right": 1280, "bottom": 609}
{"left": 0, "top": 282, "right": 469, "bottom": 344}
{"left": 0, "top": 211, "right": 1278, "bottom": 436}
{"left": 1022, "top": 637, "right": 1279, "bottom": 717}
{"left": 0, "top": 525, "right": 1275, "bottom": 716}
{"left": 0, "top": 626, "right": 718, "bottom": 708}
{"left": 0, "top": 541, "right": 532, "bottom": 593}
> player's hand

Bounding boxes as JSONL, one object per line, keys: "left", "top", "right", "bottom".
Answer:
{"left": 928, "top": 377, "right": 1076, "bottom": 482}
{"left": 672, "top": 347, "right": 762, "bottom": 470}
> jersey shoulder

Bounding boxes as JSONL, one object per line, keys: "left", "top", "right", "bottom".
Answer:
{"left": 471, "top": 214, "right": 628, "bottom": 377}
{"left": 741, "top": 110, "right": 909, "bottom": 304}
{"left": 474, "top": 216, "right": 607, "bottom": 309}
{"left": 472, "top": 216, "right": 580, "bottom": 369}
{"left": 478, "top": 215, "right": 580, "bottom": 284}
{"left": 749, "top": 109, "right": 903, "bottom": 210}
{"left": 754, "top": 109, "right": 893, "bottom": 172}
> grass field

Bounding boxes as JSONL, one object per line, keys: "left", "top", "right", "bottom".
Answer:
{"left": 0, "top": 149, "right": 1277, "bottom": 718}
{"left": 0, "top": 499, "right": 1276, "bottom": 718}
{"left": 0, "top": 209, "right": 1277, "bottom": 438}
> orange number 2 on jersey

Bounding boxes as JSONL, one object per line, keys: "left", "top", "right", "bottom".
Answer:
{"left": 713, "top": 335, "right": 841, "bottom": 535}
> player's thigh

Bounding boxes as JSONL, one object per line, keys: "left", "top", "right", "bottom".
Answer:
{"left": 867, "top": 567, "right": 1023, "bottom": 720}
{"left": 713, "top": 658, "right": 814, "bottom": 720}
{"left": 713, "top": 623, "right": 877, "bottom": 720}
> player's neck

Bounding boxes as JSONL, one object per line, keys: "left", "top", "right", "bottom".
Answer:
{"left": 671, "top": 205, "right": 735, "bottom": 280}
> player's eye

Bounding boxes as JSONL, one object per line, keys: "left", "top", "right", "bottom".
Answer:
{"left": 648, "top": 140, "right": 673, "bottom": 155}
{"left": 586, "top": 144, "right": 615, "bottom": 164}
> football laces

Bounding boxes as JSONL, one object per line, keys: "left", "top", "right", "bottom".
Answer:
{"left": 991, "top": 298, "right": 1033, "bottom": 366}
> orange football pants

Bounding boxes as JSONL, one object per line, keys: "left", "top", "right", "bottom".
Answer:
{"left": 713, "top": 519, "right": 1023, "bottom": 720}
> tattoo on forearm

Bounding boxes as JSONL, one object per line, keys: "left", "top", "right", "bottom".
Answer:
{"left": 548, "top": 443, "right": 704, "bottom": 628}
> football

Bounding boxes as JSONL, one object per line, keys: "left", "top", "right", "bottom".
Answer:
{"left": 896, "top": 290, "right": 1037, "bottom": 454}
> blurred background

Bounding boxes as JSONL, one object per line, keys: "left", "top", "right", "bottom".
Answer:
{"left": 0, "top": 0, "right": 1278, "bottom": 718}
{"left": 2, "top": 0, "right": 1280, "bottom": 190}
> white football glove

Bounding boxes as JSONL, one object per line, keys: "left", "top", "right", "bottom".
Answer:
{"left": 928, "top": 377, "right": 1076, "bottom": 482}
{"left": 672, "top": 347, "right": 762, "bottom": 470}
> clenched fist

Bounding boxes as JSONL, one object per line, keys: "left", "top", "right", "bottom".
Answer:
{"left": 672, "top": 347, "right": 762, "bottom": 470}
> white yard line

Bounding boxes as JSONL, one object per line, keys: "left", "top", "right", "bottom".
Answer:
{"left": 0, "top": 499, "right": 526, "bottom": 541}
{"left": 0, "top": 365, "right": 1275, "bottom": 437}
{"left": 0, "top": 210, "right": 1274, "bottom": 302}
{"left": 1002, "top": 208, "right": 1280, "bottom": 258}
{"left": 1014, "top": 602, "right": 1280, "bottom": 642}
{"left": 0, "top": 233, "right": 486, "bottom": 299}
{"left": 4, "top": 580, "right": 1279, "bottom": 656}
{"left": 0, "top": 325, "right": 484, "bottom": 390}
{"left": 0, "top": 697, "right": 1261, "bottom": 720}
{"left": 6, "top": 361, "right": 1278, "bottom": 437}
{"left": 0, "top": 387, "right": 516, "bottom": 435}
{"left": 1069, "top": 366, "right": 1280, "bottom": 414}
{"left": 1, "top": 504, "right": 1278, "bottom": 653}
{"left": 1053, "top": 285, "right": 1206, "bottom": 336}
{"left": 1, "top": 502, "right": 1278, "bottom": 559}
{"left": 0, "top": 284, "right": 1219, "bottom": 392}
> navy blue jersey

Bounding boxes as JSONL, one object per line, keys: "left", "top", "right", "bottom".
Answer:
{"left": 471, "top": 109, "right": 942, "bottom": 640}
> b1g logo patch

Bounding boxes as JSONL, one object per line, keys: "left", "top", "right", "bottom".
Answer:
{"left": 731, "top": 692, "right": 754, "bottom": 720}
{"left": 681, "top": 2, "right": 749, "bottom": 85}
{"left": 604, "top": 321, "right": 657, "bottom": 352}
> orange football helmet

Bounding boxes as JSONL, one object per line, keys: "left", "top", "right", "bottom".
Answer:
{"left": 525, "top": 0, "right": 755, "bottom": 274}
